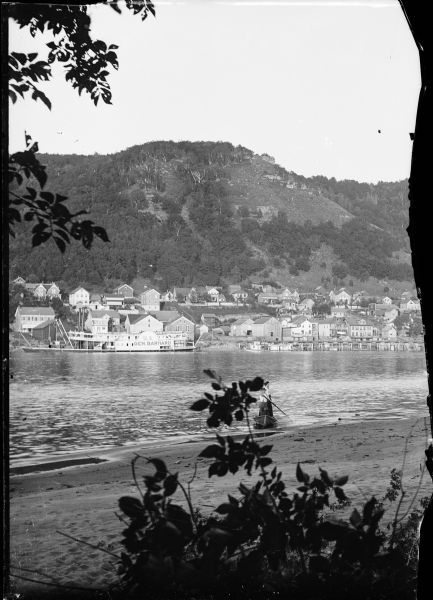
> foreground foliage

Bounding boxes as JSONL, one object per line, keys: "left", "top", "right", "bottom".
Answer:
{"left": 8, "top": 1, "right": 155, "bottom": 250}
{"left": 112, "top": 373, "right": 426, "bottom": 599}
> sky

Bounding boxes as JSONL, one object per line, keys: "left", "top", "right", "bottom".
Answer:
{"left": 9, "top": 0, "right": 420, "bottom": 183}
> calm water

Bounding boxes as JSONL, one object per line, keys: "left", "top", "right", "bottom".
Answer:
{"left": 9, "top": 350, "right": 428, "bottom": 465}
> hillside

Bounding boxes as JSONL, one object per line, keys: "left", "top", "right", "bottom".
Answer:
{"left": 9, "top": 141, "right": 414, "bottom": 292}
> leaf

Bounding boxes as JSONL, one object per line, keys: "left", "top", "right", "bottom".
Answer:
{"left": 349, "top": 508, "right": 363, "bottom": 528}
{"left": 148, "top": 458, "right": 168, "bottom": 476}
{"left": 259, "top": 457, "right": 272, "bottom": 468}
{"left": 199, "top": 445, "right": 224, "bottom": 459}
{"left": 249, "top": 377, "right": 264, "bottom": 391}
{"left": 118, "top": 496, "right": 143, "bottom": 519}
{"left": 234, "top": 409, "right": 244, "bottom": 421}
{"left": 239, "top": 483, "right": 250, "bottom": 496}
{"left": 260, "top": 444, "right": 273, "bottom": 455}
{"left": 319, "top": 467, "right": 333, "bottom": 486}
{"left": 334, "top": 475, "right": 349, "bottom": 486}
{"left": 362, "top": 496, "right": 377, "bottom": 525}
{"left": 207, "top": 414, "right": 219, "bottom": 428}
{"left": 109, "top": 3, "right": 122, "bottom": 14}
{"left": 54, "top": 228, "right": 70, "bottom": 243}
{"left": 311, "top": 477, "right": 327, "bottom": 494}
{"left": 334, "top": 486, "right": 347, "bottom": 502}
{"left": 163, "top": 474, "right": 178, "bottom": 497}
{"left": 211, "top": 382, "right": 221, "bottom": 390}
{"left": 53, "top": 237, "right": 66, "bottom": 253}
{"left": 32, "top": 231, "right": 51, "bottom": 247}
{"left": 296, "top": 463, "right": 310, "bottom": 484}
{"left": 190, "top": 398, "right": 210, "bottom": 411}
{"left": 224, "top": 413, "right": 233, "bottom": 426}
{"left": 93, "top": 40, "right": 107, "bottom": 53}
{"left": 166, "top": 504, "right": 193, "bottom": 539}
{"left": 215, "top": 503, "right": 232, "bottom": 515}
{"left": 31, "top": 88, "right": 52, "bottom": 110}
{"left": 209, "top": 461, "right": 228, "bottom": 478}
{"left": 25, "top": 187, "right": 37, "bottom": 201}
{"left": 12, "top": 52, "right": 27, "bottom": 65}
{"left": 9, "top": 208, "right": 21, "bottom": 223}
{"left": 39, "top": 191, "right": 54, "bottom": 203}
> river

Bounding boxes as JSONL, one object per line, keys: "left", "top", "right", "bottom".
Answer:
{"left": 9, "top": 350, "right": 428, "bottom": 465}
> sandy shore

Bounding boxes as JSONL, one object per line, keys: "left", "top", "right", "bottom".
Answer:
{"left": 9, "top": 417, "right": 433, "bottom": 598}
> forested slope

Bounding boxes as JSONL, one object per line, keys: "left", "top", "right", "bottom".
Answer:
{"left": 9, "top": 141, "right": 413, "bottom": 290}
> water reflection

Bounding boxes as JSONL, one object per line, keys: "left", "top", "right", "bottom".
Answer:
{"left": 10, "top": 351, "right": 428, "bottom": 463}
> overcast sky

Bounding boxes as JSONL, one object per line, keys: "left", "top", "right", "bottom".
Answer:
{"left": 9, "top": 0, "right": 420, "bottom": 183}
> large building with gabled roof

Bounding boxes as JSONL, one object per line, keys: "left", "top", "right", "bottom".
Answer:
{"left": 14, "top": 306, "right": 55, "bottom": 332}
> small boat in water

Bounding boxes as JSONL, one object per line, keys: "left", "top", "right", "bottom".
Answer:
{"left": 253, "top": 414, "right": 278, "bottom": 429}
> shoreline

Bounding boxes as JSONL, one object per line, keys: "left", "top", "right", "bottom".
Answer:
{"left": 10, "top": 414, "right": 425, "bottom": 473}
{"left": 10, "top": 416, "right": 433, "bottom": 596}
{"left": 11, "top": 337, "right": 424, "bottom": 355}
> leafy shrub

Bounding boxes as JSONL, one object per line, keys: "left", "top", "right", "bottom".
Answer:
{"left": 112, "top": 373, "right": 424, "bottom": 600}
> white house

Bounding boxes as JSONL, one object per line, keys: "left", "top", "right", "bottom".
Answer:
{"left": 284, "top": 317, "right": 314, "bottom": 339}
{"left": 14, "top": 306, "right": 55, "bottom": 332}
{"left": 140, "top": 288, "right": 161, "bottom": 312}
{"left": 69, "top": 286, "right": 90, "bottom": 307}
{"left": 347, "top": 318, "right": 375, "bottom": 340}
{"left": 85, "top": 310, "right": 120, "bottom": 334}
{"left": 251, "top": 316, "right": 282, "bottom": 340}
{"left": 331, "top": 306, "right": 347, "bottom": 319}
{"left": 165, "top": 315, "right": 195, "bottom": 341}
{"left": 229, "top": 317, "right": 254, "bottom": 337}
{"left": 279, "top": 288, "right": 299, "bottom": 303}
{"left": 227, "top": 286, "right": 248, "bottom": 303}
{"left": 317, "top": 319, "right": 333, "bottom": 339}
{"left": 115, "top": 283, "right": 135, "bottom": 297}
{"left": 161, "top": 290, "right": 176, "bottom": 302}
{"left": 125, "top": 313, "right": 163, "bottom": 334}
{"left": 24, "top": 282, "right": 61, "bottom": 300}
{"left": 25, "top": 283, "right": 46, "bottom": 299}
{"left": 45, "top": 283, "right": 61, "bottom": 299}
{"left": 330, "top": 288, "right": 352, "bottom": 305}
{"left": 12, "top": 276, "right": 26, "bottom": 286}
{"left": 400, "top": 299, "right": 421, "bottom": 312}
{"left": 205, "top": 286, "right": 224, "bottom": 303}
{"left": 382, "top": 296, "right": 393, "bottom": 305}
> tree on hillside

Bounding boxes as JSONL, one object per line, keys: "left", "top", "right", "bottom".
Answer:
{"left": 7, "top": 0, "right": 155, "bottom": 251}
{"left": 314, "top": 302, "right": 331, "bottom": 316}
{"left": 332, "top": 262, "right": 348, "bottom": 280}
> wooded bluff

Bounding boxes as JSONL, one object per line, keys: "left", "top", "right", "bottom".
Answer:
{"left": 9, "top": 141, "right": 413, "bottom": 290}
